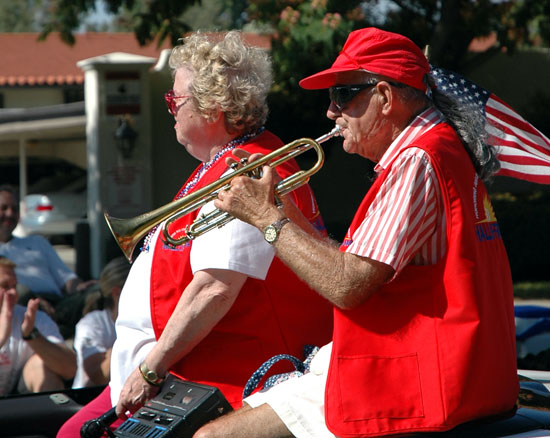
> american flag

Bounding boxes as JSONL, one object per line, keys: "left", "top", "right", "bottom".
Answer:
{"left": 431, "top": 67, "right": 550, "bottom": 184}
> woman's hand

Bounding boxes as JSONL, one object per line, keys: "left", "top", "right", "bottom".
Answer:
{"left": 116, "top": 367, "right": 160, "bottom": 420}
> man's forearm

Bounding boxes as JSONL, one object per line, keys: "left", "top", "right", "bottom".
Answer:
{"left": 26, "top": 335, "right": 76, "bottom": 380}
{"left": 259, "top": 206, "right": 393, "bottom": 309}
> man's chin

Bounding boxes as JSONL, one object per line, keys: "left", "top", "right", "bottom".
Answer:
{"left": 0, "top": 223, "right": 17, "bottom": 236}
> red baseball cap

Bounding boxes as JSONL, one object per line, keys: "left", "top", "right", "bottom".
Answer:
{"left": 299, "top": 27, "right": 429, "bottom": 92}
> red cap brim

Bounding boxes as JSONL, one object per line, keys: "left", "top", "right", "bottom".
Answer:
{"left": 299, "top": 66, "right": 360, "bottom": 90}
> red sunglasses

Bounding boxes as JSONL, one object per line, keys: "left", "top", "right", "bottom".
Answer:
{"left": 164, "top": 89, "right": 191, "bottom": 116}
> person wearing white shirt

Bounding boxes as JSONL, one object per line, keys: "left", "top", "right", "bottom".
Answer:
{"left": 0, "top": 256, "right": 76, "bottom": 395}
{"left": 72, "top": 257, "right": 130, "bottom": 388}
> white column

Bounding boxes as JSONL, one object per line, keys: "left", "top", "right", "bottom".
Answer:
{"left": 78, "top": 53, "right": 156, "bottom": 277}
{"left": 18, "top": 137, "right": 27, "bottom": 200}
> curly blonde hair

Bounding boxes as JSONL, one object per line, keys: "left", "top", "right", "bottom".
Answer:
{"left": 169, "top": 30, "right": 272, "bottom": 134}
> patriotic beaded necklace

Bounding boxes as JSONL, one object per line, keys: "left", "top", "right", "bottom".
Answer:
{"left": 140, "top": 126, "right": 265, "bottom": 254}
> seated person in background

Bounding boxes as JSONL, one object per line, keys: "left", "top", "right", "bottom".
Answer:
{"left": 0, "top": 185, "right": 93, "bottom": 313}
{"left": 0, "top": 256, "right": 76, "bottom": 396}
{"left": 72, "top": 256, "right": 131, "bottom": 388}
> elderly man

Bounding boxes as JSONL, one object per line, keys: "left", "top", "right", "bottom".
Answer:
{"left": 205, "top": 27, "right": 518, "bottom": 437}
{"left": 0, "top": 256, "right": 76, "bottom": 395}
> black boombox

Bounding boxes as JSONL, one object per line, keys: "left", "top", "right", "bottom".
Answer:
{"left": 81, "top": 375, "right": 232, "bottom": 438}
{"left": 115, "top": 375, "right": 232, "bottom": 438}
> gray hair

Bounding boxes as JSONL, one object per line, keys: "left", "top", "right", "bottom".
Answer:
{"left": 381, "top": 73, "right": 500, "bottom": 181}
{"left": 426, "top": 74, "right": 500, "bottom": 181}
{"left": 169, "top": 30, "right": 272, "bottom": 134}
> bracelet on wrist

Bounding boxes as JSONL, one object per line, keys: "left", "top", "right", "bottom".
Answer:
{"left": 138, "top": 361, "right": 164, "bottom": 386}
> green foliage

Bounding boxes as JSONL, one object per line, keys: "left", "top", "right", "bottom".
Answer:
{"left": 514, "top": 281, "right": 550, "bottom": 299}
{"left": 181, "top": 0, "right": 229, "bottom": 31}
{"left": 40, "top": 0, "right": 98, "bottom": 44}
{"left": 38, "top": 1, "right": 550, "bottom": 63}
{"left": 40, "top": 0, "right": 199, "bottom": 46}
{"left": 271, "top": 1, "right": 356, "bottom": 90}
{"left": 248, "top": 0, "right": 366, "bottom": 141}
{"left": 0, "top": 0, "right": 47, "bottom": 32}
{"left": 502, "top": 0, "right": 550, "bottom": 48}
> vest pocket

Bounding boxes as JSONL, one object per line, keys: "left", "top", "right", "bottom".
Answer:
{"left": 336, "top": 353, "right": 424, "bottom": 421}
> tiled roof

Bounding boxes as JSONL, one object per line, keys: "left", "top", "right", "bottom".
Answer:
{"left": 1, "top": 32, "right": 271, "bottom": 87}
{"left": 1, "top": 32, "right": 172, "bottom": 87}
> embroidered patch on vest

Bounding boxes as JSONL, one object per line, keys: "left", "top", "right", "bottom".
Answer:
{"left": 472, "top": 174, "right": 502, "bottom": 242}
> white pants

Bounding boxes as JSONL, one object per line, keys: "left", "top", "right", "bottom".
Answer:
{"left": 244, "top": 343, "right": 335, "bottom": 438}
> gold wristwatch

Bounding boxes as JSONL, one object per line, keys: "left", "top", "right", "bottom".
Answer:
{"left": 263, "top": 218, "right": 290, "bottom": 244}
{"left": 139, "top": 361, "right": 164, "bottom": 386}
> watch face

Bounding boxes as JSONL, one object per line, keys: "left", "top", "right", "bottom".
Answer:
{"left": 264, "top": 225, "right": 278, "bottom": 243}
{"left": 146, "top": 370, "right": 158, "bottom": 381}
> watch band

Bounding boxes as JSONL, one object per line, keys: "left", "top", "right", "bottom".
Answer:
{"left": 22, "top": 327, "right": 40, "bottom": 341}
{"left": 139, "top": 361, "right": 164, "bottom": 386}
{"left": 263, "top": 217, "right": 290, "bottom": 244}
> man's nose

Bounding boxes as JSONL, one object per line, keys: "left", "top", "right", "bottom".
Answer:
{"left": 327, "top": 101, "right": 341, "bottom": 120}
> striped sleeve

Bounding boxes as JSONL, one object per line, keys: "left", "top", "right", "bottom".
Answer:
{"left": 346, "top": 148, "right": 445, "bottom": 274}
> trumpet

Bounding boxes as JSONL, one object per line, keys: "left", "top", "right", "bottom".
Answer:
{"left": 105, "top": 126, "right": 341, "bottom": 262}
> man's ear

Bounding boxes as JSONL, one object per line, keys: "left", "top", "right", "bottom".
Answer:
{"left": 376, "top": 81, "right": 394, "bottom": 116}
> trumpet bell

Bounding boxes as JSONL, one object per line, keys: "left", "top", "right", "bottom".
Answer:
{"left": 104, "top": 212, "right": 153, "bottom": 262}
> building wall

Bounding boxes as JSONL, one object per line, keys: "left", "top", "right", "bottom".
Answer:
{"left": 1, "top": 87, "right": 65, "bottom": 108}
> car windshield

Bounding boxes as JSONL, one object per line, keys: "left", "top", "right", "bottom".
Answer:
{"left": 0, "top": 157, "right": 86, "bottom": 194}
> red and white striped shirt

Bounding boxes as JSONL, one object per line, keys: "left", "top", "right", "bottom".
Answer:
{"left": 346, "top": 108, "right": 447, "bottom": 274}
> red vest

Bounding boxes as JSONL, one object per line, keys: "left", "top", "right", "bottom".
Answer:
{"left": 150, "top": 131, "right": 333, "bottom": 408}
{"left": 326, "top": 124, "right": 518, "bottom": 436}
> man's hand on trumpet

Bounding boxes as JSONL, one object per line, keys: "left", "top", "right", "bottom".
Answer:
{"left": 217, "top": 148, "right": 323, "bottom": 239}
{"left": 217, "top": 148, "right": 285, "bottom": 232}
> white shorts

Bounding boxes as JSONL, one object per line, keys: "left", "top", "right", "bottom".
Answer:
{"left": 244, "top": 343, "right": 335, "bottom": 438}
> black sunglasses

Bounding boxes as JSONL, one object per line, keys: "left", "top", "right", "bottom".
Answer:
{"left": 329, "top": 82, "right": 377, "bottom": 111}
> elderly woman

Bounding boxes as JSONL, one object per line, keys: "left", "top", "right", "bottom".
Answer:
{"left": 57, "top": 31, "right": 332, "bottom": 436}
